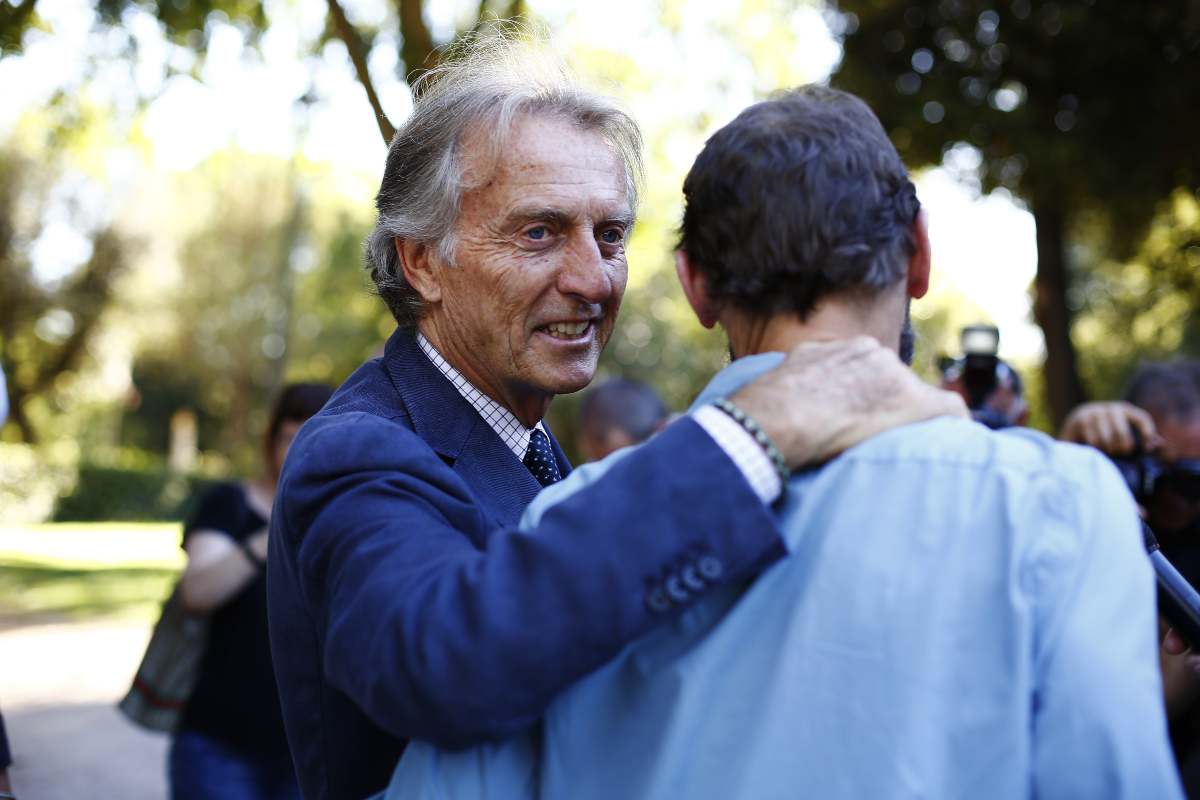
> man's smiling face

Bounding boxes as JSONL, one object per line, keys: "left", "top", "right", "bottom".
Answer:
{"left": 422, "top": 113, "right": 632, "bottom": 422}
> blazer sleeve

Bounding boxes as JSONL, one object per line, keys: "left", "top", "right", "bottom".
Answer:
{"left": 275, "top": 411, "right": 785, "bottom": 747}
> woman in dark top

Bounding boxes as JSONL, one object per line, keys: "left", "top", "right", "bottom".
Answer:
{"left": 171, "top": 383, "right": 333, "bottom": 800}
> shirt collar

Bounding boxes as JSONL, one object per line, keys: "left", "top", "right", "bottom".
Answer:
{"left": 416, "top": 332, "right": 544, "bottom": 460}
{"left": 690, "top": 352, "right": 787, "bottom": 412}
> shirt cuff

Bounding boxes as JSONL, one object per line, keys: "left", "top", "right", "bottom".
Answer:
{"left": 692, "top": 404, "right": 783, "bottom": 505}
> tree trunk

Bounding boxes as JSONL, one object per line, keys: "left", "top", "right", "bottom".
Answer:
{"left": 1031, "top": 201, "right": 1087, "bottom": 429}
{"left": 398, "top": 0, "right": 437, "bottom": 82}
{"left": 6, "top": 387, "right": 36, "bottom": 443}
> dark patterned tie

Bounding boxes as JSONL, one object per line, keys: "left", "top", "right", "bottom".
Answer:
{"left": 523, "top": 428, "right": 562, "bottom": 487}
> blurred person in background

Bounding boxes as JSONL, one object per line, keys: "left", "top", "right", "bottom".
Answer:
{"left": 171, "top": 382, "right": 332, "bottom": 800}
{"left": 939, "top": 325, "right": 1029, "bottom": 430}
{"left": 387, "top": 86, "right": 1178, "bottom": 799}
{"left": 576, "top": 377, "right": 669, "bottom": 462}
{"left": 941, "top": 356, "right": 1028, "bottom": 429}
{"left": 0, "top": 364, "right": 12, "bottom": 800}
{"left": 0, "top": 712, "right": 10, "bottom": 800}
{"left": 1061, "top": 360, "right": 1200, "bottom": 795}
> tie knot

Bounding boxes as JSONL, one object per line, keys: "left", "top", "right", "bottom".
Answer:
{"left": 523, "top": 428, "right": 561, "bottom": 487}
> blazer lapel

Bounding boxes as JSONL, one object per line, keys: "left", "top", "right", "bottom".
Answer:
{"left": 452, "top": 429, "right": 541, "bottom": 528}
{"left": 382, "top": 329, "right": 478, "bottom": 461}
{"left": 381, "top": 328, "right": 543, "bottom": 531}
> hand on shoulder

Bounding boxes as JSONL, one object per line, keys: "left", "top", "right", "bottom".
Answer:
{"left": 731, "top": 336, "right": 968, "bottom": 468}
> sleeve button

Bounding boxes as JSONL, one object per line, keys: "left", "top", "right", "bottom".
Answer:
{"left": 665, "top": 575, "right": 689, "bottom": 604}
{"left": 697, "top": 556, "right": 723, "bottom": 580}
{"left": 646, "top": 587, "right": 672, "bottom": 614}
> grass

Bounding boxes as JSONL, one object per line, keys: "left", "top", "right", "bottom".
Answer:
{"left": 0, "top": 523, "right": 185, "bottom": 626}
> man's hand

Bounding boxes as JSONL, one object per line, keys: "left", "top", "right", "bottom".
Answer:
{"left": 731, "top": 336, "right": 968, "bottom": 469}
{"left": 1059, "top": 401, "right": 1163, "bottom": 456}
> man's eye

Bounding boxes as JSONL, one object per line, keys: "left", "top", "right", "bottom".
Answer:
{"left": 526, "top": 226, "right": 548, "bottom": 240}
{"left": 599, "top": 229, "right": 623, "bottom": 245}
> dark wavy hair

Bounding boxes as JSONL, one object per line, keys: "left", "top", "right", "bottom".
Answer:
{"left": 678, "top": 85, "right": 919, "bottom": 320}
{"left": 263, "top": 382, "right": 333, "bottom": 457}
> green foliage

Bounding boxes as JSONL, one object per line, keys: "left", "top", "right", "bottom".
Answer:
{"left": 0, "top": 442, "right": 76, "bottom": 523}
{"left": 1074, "top": 188, "right": 1200, "bottom": 398}
{"left": 285, "top": 204, "right": 391, "bottom": 387}
{"left": 95, "top": 0, "right": 269, "bottom": 49}
{"left": 833, "top": 0, "right": 1200, "bottom": 243}
{"left": 122, "top": 150, "right": 382, "bottom": 468}
{"left": 0, "top": 522, "right": 182, "bottom": 624}
{"left": 53, "top": 462, "right": 226, "bottom": 522}
{"left": 832, "top": 0, "right": 1200, "bottom": 421}
{"left": 0, "top": 139, "right": 132, "bottom": 443}
{"left": 0, "top": 556, "right": 179, "bottom": 622}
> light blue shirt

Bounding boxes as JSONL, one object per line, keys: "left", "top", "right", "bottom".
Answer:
{"left": 388, "top": 353, "right": 1182, "bottom": 799}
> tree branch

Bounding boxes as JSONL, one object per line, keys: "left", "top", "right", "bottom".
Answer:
{"left": 326, "top": 0, "right": 396, "bottom": 145}
{"left": 398, "top": 0, "right": 438, "bottom": 85}
{"left": 31, "top": 229, "right": 126, "bottom": 395}
{"left": 0, "top": 0, "right": 40, "bottom": 55}
{"left": 471, "top": 0, "right": 524, "bottom": 34}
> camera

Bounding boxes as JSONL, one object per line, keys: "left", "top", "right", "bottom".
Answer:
{"left": 959, "top": 324, "right": 1000, "bottom": 410}
{"left": 940, "top": 325, "right": 1025, "bottom": 430}
{"left": 1111, "top": 455, "right": 1200, "bottom": 509}
{"left": 1112, "top": 451, "right": 1200, "bottom": 647}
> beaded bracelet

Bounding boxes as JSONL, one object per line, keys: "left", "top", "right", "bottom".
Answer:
{"left": 712, "top": 398, "right": 791, "bottom": 488}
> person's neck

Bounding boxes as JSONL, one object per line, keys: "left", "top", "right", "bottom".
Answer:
{"left": 723, "top": 292, "right": 905, "bottom": 359}
{"left": 417, "top": 319, "right": 552, "bottom": 429}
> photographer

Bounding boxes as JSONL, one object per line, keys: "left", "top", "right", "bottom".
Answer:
{"left": 1061, "top": 360, "right": 1200, "bottom": 794}
{"left": 940, "top": 324, "right": 1029, "bottom": 430}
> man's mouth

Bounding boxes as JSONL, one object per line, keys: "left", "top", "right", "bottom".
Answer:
{"left": 538, "top": 320, "right": 593, "bottom": 340}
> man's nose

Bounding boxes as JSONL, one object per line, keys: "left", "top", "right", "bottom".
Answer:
{"left": 557, "top": 230, "right": 612, "bottom": 303}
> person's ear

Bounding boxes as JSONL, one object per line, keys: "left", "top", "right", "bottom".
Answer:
{"left": 396, "top": 238, "right": 443, "bottom": 304}
{"left": 907, "top": 211, "right": 931, "bottom": 300}
{"left": 675, "top": 250, "right": 719, "bottom": 329}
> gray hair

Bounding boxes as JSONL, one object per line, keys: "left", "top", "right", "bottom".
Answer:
{"left": 1125, "top": 360, "right": 1200, "bottom": 422}
{"left": 366, "top": 32, "right": 645, "bottom": 327}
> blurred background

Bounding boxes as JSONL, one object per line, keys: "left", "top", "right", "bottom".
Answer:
{"left": 0, "top": 0, "right": 1198, "bottom": 795}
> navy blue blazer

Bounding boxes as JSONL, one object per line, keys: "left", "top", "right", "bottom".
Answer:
{"left": 267, "top": 328, "right": 786, "bottom": 800}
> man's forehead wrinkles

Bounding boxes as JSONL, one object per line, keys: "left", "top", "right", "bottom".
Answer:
{"left": 500, "top": 168, "right": 625, "bottom": 186}
{"left": 498, "top": 199, "right": 633, "bottom": 225}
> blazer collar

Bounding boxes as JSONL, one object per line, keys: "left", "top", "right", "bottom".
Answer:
{"left": 382, "top": 327, "right": 479, "bottom": 461}
{"left": 381, "top": 327, "right": 572, "bottom": 526}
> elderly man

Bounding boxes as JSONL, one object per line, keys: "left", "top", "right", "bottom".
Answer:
{"left": 389, "top": 86, "right": 1181, "bottom": 799}
{"left": 267, "top": 41, "right": 962, "bottom": 800}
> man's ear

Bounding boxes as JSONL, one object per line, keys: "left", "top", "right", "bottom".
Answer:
{"left": 907, "top": 210, "right": 932, "bottom": 300}
{"left": 674, "top": 250, "right": 719, "bottom": 329}
{"left": 396, "top": 238, "right": 442, "bottom": 304}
